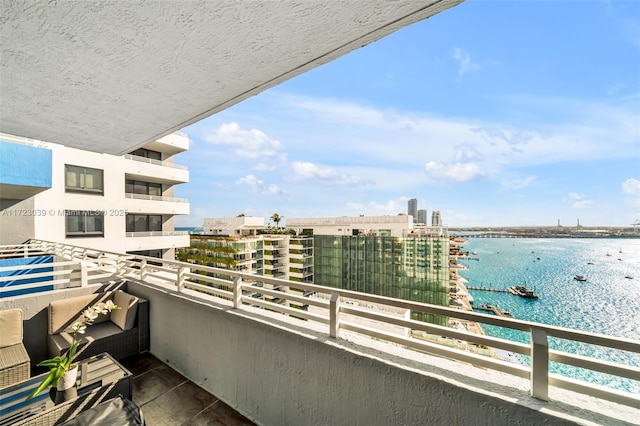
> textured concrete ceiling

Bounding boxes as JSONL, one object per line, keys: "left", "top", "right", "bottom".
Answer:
{"left": 1, "top": 1, "right": 463, "bottom": 155}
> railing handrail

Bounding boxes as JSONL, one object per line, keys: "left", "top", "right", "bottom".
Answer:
{"left": 125, "top": 231, "right": 190, "bottom": 237}
{"left": 22, "top": 239, "right": 640, "bottom": 408}
{"left": 124, "top": 193, "right": 188, "bottom": 203}
{"left": 124, "top": 154, "right": 188, "bottom": 170}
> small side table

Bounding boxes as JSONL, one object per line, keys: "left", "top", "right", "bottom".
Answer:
{"left": 0, "top": 352, "right": 132, "bottom": 426}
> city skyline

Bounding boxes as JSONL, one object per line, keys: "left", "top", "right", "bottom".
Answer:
{"left": 175, "top": 1, "right": 640, "bottom": 228}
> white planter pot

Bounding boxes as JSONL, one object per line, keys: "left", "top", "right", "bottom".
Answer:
{"left": 57, "top": 365, "right": 78, "bottom": 391}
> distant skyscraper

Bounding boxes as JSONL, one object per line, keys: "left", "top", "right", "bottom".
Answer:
{"left": 408, "top": 198, "right": 418, "bottom": 223}
{"left": 417, "top": 209, "right": 427, "bottom": 225}
{"left": 431, "top": 210, "right": 442, "bottom": 226}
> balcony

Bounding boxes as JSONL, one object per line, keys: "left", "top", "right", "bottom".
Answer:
{"left": 124, "top": 155, "right": 189, "bottom": 184}
{"left": 141, "top": 133, "right": 189, "bottom": 156}
{"left": 288, "top": 250, "right": 313, "bottom": 260}
{"left": 289, "top": 269, "right": 313, "bottom": 279}
{"left": 123, "top": 193, "right": 190, "bottom": 215}
{"left": 1, "top": 240, "right": 638, "bottom": 425}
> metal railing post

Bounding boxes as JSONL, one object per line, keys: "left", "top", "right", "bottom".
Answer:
{"left": 330, "top": 292, "right": 340, "bottom": 338}
{"left": 530, "top": 327, "right": 549, "bottom": 401}
{"left": 233, "top": 276, "right": 242, "bottom": 308}
{"left": 116, "top": 258, "right": 125, "bottom": 276}
{"left": 80, "top": 261, "right": 88, "bottom": 287}
{"left": 140, "top": 259, "right": 147, "bottom": 281}
{"left": 177, "top": 267, "right": 187, "bottom": 292}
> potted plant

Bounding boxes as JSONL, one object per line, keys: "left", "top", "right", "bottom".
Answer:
{"left": 27, "top": 300, "right": 119, "bottom": 400}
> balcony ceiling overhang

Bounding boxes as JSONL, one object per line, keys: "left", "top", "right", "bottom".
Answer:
{"left": 1, "top": 1, "right": 462, "bottom": 155}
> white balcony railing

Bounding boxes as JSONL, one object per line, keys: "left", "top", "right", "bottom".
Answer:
{"left": 124, "top": 154, "right": 188, "bottom": 170}
{"left": 14, "top": 240, "right": 640, "bottom": 409}
{"left": 0, "top": 244, "right": 123, "bottom": 293}
{"left": 125, "top": 231, "right": 190, "bottom": 237}
{"left": 124, "top": 193, "right": 188, "bottom": 203}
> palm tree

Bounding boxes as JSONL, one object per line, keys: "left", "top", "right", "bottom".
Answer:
{"left": 270, "top": 213, "right": 283, "bottom": 229}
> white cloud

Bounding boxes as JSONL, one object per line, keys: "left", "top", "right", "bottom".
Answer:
{"left": 425, "top": 161, "right": 487, "bottom": 182}
{"left": 502, "top": 175, "right": 537, "bottom": 191}
{"left": 205, "top": 122, "right": 284, "bottom": 159}
{"left": 453, "top": 144, "right": 484, "bottom": 162}
{"left": 622, "top": 178, "right": 640, "bottom": 195}
{"left": 291, "top": 161, "right": 362, "bottom": 186}
{"left": 282, "top": 92, "right": 640, "bottom": 173}
{"left": 453, "top": 48, "right": 480, "bottom": 75}
{"left": 253, "top": 163, "right": 277, "bottom": 171}
{"left": 235, "top": 174, "right": 286, "bottom": 196}
{"left": 566, "top": 192, "right": 594, "bottom": 209}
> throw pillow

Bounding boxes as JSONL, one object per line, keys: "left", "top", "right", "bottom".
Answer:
{"left": 110, "top": 291, "right": 139, "bottom": 331}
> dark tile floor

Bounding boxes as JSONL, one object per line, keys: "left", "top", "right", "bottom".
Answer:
{"left": 121, "top": 353, "right": 256, "bottom": 426}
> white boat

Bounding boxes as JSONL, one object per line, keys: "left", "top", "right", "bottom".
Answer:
{"left": 574, "top": 275, "right": 587, "bottom": 282}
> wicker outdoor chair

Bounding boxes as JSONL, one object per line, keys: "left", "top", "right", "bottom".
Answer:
{"left": 0, "top": 308, "right": 31, "bottom": 388}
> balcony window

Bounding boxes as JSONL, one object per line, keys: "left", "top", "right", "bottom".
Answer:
{"left": 129, "top": 148, "right": 161, "bottom": 160}
{"left": 125, "top": 180, "right": 162, "bottom": 196}
{"left": 65, "top": 210, "right": 104, "bottom": 237}
{"left": 126, "top": 214, "right": 162, "bottom": 232}
{"left": 65, "top": 165, "right": 103, "bottom": 194}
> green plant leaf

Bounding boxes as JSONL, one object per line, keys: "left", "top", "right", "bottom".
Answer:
{"left": 26, "top": 371, "right": 56, "bottom": 400}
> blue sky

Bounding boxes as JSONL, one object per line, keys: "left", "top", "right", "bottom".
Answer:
{"left": 176, "top": 1, "right": 640, "bottom": 228}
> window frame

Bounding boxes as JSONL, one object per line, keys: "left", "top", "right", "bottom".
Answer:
{"left": 129, "top": 148, "right": 162, "bottom": 161}
{"left": 65, "top": 210, "right": 105, "bottom": 237}
{"left": 126, "top": 214, "right": 163, "bottom": 233}
{"left": 65, "top": 164, "right": 104, "bottom": 194}
{"left": 125, "top": 179, "right": 163, "bottom": 197}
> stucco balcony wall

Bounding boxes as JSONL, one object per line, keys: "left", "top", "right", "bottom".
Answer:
{"left": 123, "top": 195, "right": 190, "bottom": 216}
{"left": 126, "top": 279, "right": 630, "bottom": 426}
{"left": 124, "top": 233, "right": 190, "bottom": 253}
{"left": 124, "top": 156, "right": 189, "bottom": 184}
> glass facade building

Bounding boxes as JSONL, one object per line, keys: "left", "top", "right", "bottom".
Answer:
{"left": 313, "top": 235, "right": 450, "bottom": 325}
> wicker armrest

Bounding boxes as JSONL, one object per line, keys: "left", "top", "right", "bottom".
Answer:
{"left": 0, "top": 343, "right": 30, "bottom": 388}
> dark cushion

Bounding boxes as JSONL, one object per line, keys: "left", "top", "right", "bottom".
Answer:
{"left": 58, "top": 396, "right": 145, "bottom": 425}
{"left": 48, "top": 322, "right": 124, "bottom": 357}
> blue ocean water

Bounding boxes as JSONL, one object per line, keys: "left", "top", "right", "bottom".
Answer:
{"left": 459, "top": 237, "right": 640, "bottom": 394}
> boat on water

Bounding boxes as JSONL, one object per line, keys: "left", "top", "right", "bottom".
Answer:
{"left": 574, "top": 275, "right": 587, "bottom": 282}
{"left": 508, "top": 285, "right": 539, "bottom": 299}
{"left": 587, "top": 262, "right": 594, "bottom": 265}
{"left": 471, "top": 251, "right": 478, "bottom": 255}
{"left": 625, "top": 275, "right": 633, "bottom": 280}
{"left": 473, "top": 304, "right": 513, "bottom": 317}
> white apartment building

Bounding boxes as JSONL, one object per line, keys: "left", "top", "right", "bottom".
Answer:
{"left": 286, "top": 215, "right": 414, "bottom": 237}
{"left": 203, "top": 216, "right": 265, "bottom": 236}
{"left": 0, "top": 132, "right": 190, "bottom": 259}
